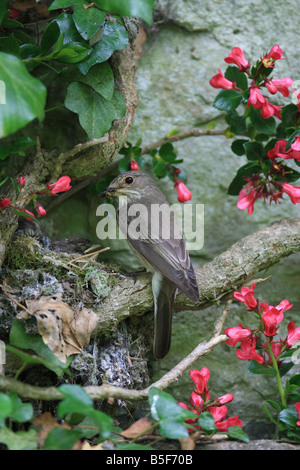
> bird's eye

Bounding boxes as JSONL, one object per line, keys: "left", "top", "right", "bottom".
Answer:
{"left": 125, "top": 177, "right": 133, "bottom": 184}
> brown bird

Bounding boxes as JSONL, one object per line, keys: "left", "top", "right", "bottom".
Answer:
{"left": 104, "top": 171, "right": 199, "bottom": 359}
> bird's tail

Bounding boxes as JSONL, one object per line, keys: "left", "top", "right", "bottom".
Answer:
{"left": 152, "top": 273, "right": 177, "bottom": 360}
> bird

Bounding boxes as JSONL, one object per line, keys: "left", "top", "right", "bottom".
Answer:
{"left": 103, "top": 170, "right": 199, "bottom": 359}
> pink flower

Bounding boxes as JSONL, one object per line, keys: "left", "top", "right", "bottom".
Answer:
{"left": 225, "top": 324, "right": 253, "bottom": 347}
{"left": 236, "top": 339, "right": 265, "bottom": 364}
{"left": 0, "top": 198, "right": 11, "bottom": 209}
{"left": 276, "top": 299, "right": 293, "bottom": 314}
{"left": 8, "top": 8, "right": 20, "bottom": 19}
{"left": 216, "top": 394, "right": 234, "bottom": 405}
{"left": 265, "top": 78, "right": 293, "bottom": 97}
{"left": 35, "top": 202, "right": 46, "bottom": 217}
{"left": 267, "top": 140, "right": 289, "bottom": 161}
{"left": 190, "top": 367, "right": 210, "bottom": 399}
{"left": 291, "top": 136, "right": 300, "bottom": 152}
{"left": 17, "top": 176, "right": 26, "bottom": 187}
{"left": 295, "top": 403, "right": 300, "bottom": 426}
{"left": 264, "top": 341, "right": 283, "bottom": 366}
{"left": 208, "top": 405, "right": 242, "bottom": 432}
{"left": 247, "top": 87, "right": 266, "bottom": 109}
{"left": 130, "top": 160, "right": 139, "bottom": 171}
{"left": 233, "top": 283, "right": 258, "bottom": 309}
{"left": 260, "top": 101, "right": 282, "bottom": 119}
{"left": 190, "top": 391, "right": 204, "bottom": 410}
{"left": 174, "top": 180, "right": 192, "bottom": 203}
{"left": 292, "top": 88, "right": 300, "bottom": 111}
{"left": 237, "top": 188, "right": 259, "bottom": 215}
{"left": 281, "top": 183, "right": 300, "bottom": 204}
{"left": 46, "top": 176, "right": 71, "bottom": 195}
{"left": 262, "top": 45, "right": 284, "bottom": 67}
{"left": 209, "top": 69, "right": 235, "bottom": 89}
{"left": 224, "top": 47, "right": 250, "bottom": 71}
{"left": 286, "top": 321, "right": 300, "bottom": 347}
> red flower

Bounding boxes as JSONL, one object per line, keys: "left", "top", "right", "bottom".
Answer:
{"left": 209, "top": 69, "right": 235, "bottom": 89}
{"left": 260, "top": 101, "right": 281, "bottom": 119}
{"left": 46, "top": 176, "right": 71, "bottom": 195}
{"left": 130, "top": 160, "right": 139, "bottom": 171}
{"left": 247, "top": 86, "right": 266, "bottom": 109}
{"left": 216, "top": 393, "right": 234, "bottom": 405}
{"left": 237, "top": 188, "right": 259, "bottom": 215}
{"left": 276, "top": 299, "right": 293, "bottom": 314}
{"left": 236, "top": 339, "right": 265, "bottom": 364}
{"left": 208, "top": 405, "right": 242, "bottom": 432}
{"left": 20, "top": 209, "right": 36, "bottom": 220}
{"left": 17, "top": 176, "right": 26, "bottom": 187}
{"left": 174, "top": 180, "right": 192, "bottom": 203}
{"left": 224, "top": 47, "right": 250, "bottom": 71}
{"left": 295, "top": 403, "right": 300, "bottom": 426}
{"left": 8, "top": 8, "right": 20, "bottom": 19}
{"left": 225, "top": 324, "right": 253, "bottom": 347}
{"left": 267, "top": 140, "right": 290, "bottom": 161}
{"left": 292, "top": 88, "right": 300, "bottom": 111}
{"left": 233, "top": 283, "right": 258, "bottom": 309}
{"left": 261, "top": 304, "right": 284, "bottom": 337}
{"left": 281, "top": 183, "right": 300, "bottom": 204}
{"left": 265, "top": 77, "right": 293, "bottom": 97}
{"left": 262, "top": 45, "right": 284, "bottom": 68}
{"left": 190, "top": 367, "right": 210, "bottom": 399}
{"left": 0, "top": 198, "right": 11, "bottom": 209}
{"left": 35, "top": 202, "right": 46, "bottom": 217}
{"left": 190, "top": 391, "right": 204, "bottom": 410}
{"left": 291, "top": 136, "right": 300, "bottom": 152}
{"left": 264, "top": 341, "right": 283, "bottom": 366}
{"left": 286, "top": 321, "right": 300, "bottom": 347}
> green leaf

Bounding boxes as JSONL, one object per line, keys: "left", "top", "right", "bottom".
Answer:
{"left": 153, "top": 160, "right": 167, "bottom": 178}
{"left": 73, "top": 0, "right": 106, "bottom": 40}
{"left": 118, "top": 155, "right": 130, "bottom": 173}
{"left": 281, "top": 165, "right": 300, "bottom": 183}
{"left": 9, "top": 319, "right": 71, "bottom": 377}
{"left": 0, "top": 52, "right": 46, "bottom": 138}
{"left": 78, "top": 21, "right": 128, "bottom": 75}
{"left": 159, "top": 419, "right": 189, "bottom": 439}
{"left": 93, "top": 0, "right": 155, "bottom": 25}
{"left": 74, "top": 62, "right": 115, "bottom": 101}
{"left": 40, "top": 20, "right": 60, "bottom": 55}
{"left": 0, "top": 33, "right": 20, "bottom": 57}
{"left": 159, "top": 142, "right": 177, "bottom": 162}
{"left": 281, "top": 103, "right": 299, "bottom": 128}
{"left": 227, "top": 161, "right": 261, "bottom": 195}
{"left": 243, "top": 141, "right": 264, "bottom": 161}
{"left": 0, "top": 393, "right": 13, "bottom": 418}
{"left": 48, "top": 0, "right": 75, "bottom": 9}
{"left": 225, "top": 110, "right": 247, "bottom": 135}
{"left": 43, "top": 428, "right": 79, "bottom": 450}
{"left": 52, "top": 42, "right": 92, "bottom": 63}
{"left": 249, "top": 107, "right": 276, "bottom": 135}
{"left": 55, "top": 12, "right": 87, "bottom": 45}
{"left": 0, "top": 136, "right": 35, "bottom": 160}
{"left": 285, "top": 129, "right": 300, "bottom": 151}
{"left": 248, "top": 359, "right": 277, "bottom": 376}
{"left": 262, "top": 404, "right": 278, "bottom": 425}
{"left": 278, "top": 408, "right": 299, "bottom": 428}
{"left": 116, "top": 443, "right": 155, "bottom": 450}
{"left": 65, "top": 82, "right": 126, "bottom": 138}
{"left": 0, "top": 1, "right": 8, "bottom": 26}
{"left": 8, "top": 392, "right": 33, "bottom": 423}
{"left": 198, "top": 411, "right": 217, "bottom": 432}
{"left": 0, "top": 427, "right": 38, "bottom": 450}
{"left": 225, "top": 66, "right": 248, "bottom": 91}
{"left": 228, "top": 426, "right": 250, "bottom": 443}
{"left": 289, "top": 374, "right": 300, "bottom": 387}
{"left": 264, "top": 399, "right": 285, "bottom": 411}
{"left": 213, "top": 89, "right": 243, "bottom": 112}
{"left": 231, "top": 139, "right": 249, "bottom": 156}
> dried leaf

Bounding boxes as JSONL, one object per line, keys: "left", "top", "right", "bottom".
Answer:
{"left": 81, "top": 441, "right": 105, "bottom": 450}
{"left": 179, "top": 436, "right": 196, "bottom": 450}
{"left": 21, "top": 294, "right": 98, "bottom": 362}
{"left": 32, "top": 412, "right": 70, "bottom": 447}
{"left": 120, "top": 417, "right": 153, "bottom": 439}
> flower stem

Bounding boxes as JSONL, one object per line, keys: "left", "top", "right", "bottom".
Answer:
{"left": 266, "top": 339, "right": 287, "bottom": 407}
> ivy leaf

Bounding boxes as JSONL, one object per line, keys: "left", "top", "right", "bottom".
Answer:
{"left": 65, "top": 81, "right": 126, "bottom": 138}
{"left": 78, "top": 21, "right": 128, "bottom": 75}
{"left": 0, "top": 52, "right": 46, "bottom": 138}
{"left": 213, "top": 89, "right": 243, "bottom": 112}
{"left": 69, "top": 62, "right": 115, "bottom": 101}
{"left": 73, "top": 0, "right": 106, "bottom": 40}
{"left": 93, "top": 0, "right": 155, "bottom": 26}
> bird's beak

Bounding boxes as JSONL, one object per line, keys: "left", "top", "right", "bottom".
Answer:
{"left": 99, "top": 187, "right": 115, "bottom": 198}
